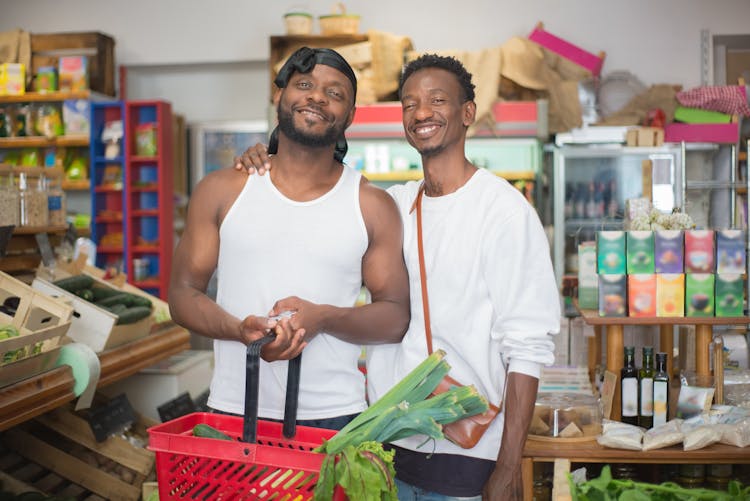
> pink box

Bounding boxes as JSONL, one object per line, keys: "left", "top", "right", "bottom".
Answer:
{"left": 664, "top": 123, "right": 739, "bottom": 144}
{"left": 684, "top": 230, "right": 715, "bottom": 273}
{"left": 528, "top": 25, "right": 604, "bottom": 76}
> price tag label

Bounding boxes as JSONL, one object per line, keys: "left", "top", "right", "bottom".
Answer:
{"left": 35, "top": 232, "right": 56, "bottom": 267}
{"left": 87, "top": 393, "right": 136, "bottom": 442}
{"left": 158, "top": 392, "right": 196, "bottom": 423}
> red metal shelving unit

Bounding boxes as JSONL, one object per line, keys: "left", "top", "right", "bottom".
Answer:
{"left": 124, "top": 100, "right": 173, "bottom": 299}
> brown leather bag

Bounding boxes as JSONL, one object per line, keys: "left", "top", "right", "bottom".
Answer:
{"left": 413, "top": 186, "right": 501, "bottom": 449}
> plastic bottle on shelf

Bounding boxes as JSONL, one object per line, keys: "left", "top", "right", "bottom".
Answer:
{"left": 0, "top": 172, "right": 20, "bottom": 226}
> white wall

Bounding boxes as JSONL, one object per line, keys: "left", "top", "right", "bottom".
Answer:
{"left": 3, "top": 0, "right": 749, "bottom": 122}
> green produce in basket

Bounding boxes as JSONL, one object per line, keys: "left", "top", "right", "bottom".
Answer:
{"left": 193, "top": 423, "right": 233, "bottom": 441}
{"left": 0, "top": 324, "right": 22, "bottom": 365}
{"left": 313, "top": 349, "right": 489, "bottom": 501}
{"left": 116, "top": 306, "right": 152, "bottom": 325}
{"left": 75, "top": 288, "right": 94, "bottom": 301}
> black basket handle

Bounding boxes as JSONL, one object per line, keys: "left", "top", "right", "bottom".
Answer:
{"left": 243, "top": 335, "right": 303, "bottom": 443}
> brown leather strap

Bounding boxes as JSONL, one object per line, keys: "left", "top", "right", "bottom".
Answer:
{"left": 414, "top": 184, "right": 434, "bottom": 354}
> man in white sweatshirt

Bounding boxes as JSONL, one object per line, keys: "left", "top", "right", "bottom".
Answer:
{"left": 169, "top": 47, "right": 410, "bottom": 431}
{"left": 236, "top": 54, "right": 559, "bottom": 500}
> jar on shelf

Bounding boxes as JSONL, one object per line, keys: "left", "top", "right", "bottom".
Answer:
{"left": 44, "top": 175, "right": 67, "bottom": 226}
{"left": 676, "top": 463, "right": 705, "bottom": 489}
{"left": 19, "top": 172, "right": 49, "bottom": 227}
{"left": 705, "top": 464, "right": 733, "bottom": 491}
{"left": 0, "top": 172, "right": 20, "bottom": 226}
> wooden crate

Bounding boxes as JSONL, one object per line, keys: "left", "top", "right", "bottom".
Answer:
{"left": 0, "top": 271, "right": 73, "bottom": 388}
{"left": 0, "top": 405, "right": 155, "bottom": 500}
{"left": 30, "top": 32, "right": 116, "bottom": 96}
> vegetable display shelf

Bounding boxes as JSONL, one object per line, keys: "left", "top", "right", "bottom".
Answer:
{"left": 521, "top": 438, "right": 750, "bottom": 501}
{"left": 575, "top": 302, "right": 750, "bottom": 421}
{"left": 0, "top": 321, "right": 190, "bottom": 432}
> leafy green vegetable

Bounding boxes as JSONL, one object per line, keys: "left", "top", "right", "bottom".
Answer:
{"left": 313, "top": 442, "right": 396, "bottom": 501}
{"left": 569, "top": 465, "right": 750, "bottom": 501}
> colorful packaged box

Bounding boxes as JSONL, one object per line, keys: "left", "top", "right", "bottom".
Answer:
{"left": 598, "top": 274, "right": 627, "bottom": 317}
{"left": 0, "top": 63, "right": 25, "bottom": 96}
{"left": 34, "top": 66, "right": 58, "bottom": 92}
{"left": 684, "top": 230, "right": 715, "bottom": 273}
{"left": 628, "top": 274, "right": 656, "bottom": 317}
{"left": 657, "top": 274, "right": 685, "bottom": 317}
{"left": 715, "top": 274, "right": 744, "bottom": 317}
{"left": 597, "top": 231, "right": 626, "bottom": 274}
{"left": 58, "top": 55, "right": 89, "bottom": 92}
{"left": 62, "top": 99, "right": 91, "bottom": 135}
{"left": 577, "top": 242, "right": 598, "bottom": 309}
{"left": 685, "top": 274, "right": 715, "bottom": 317}
{"left": 135, "top": 123, "right": 158, "bottom": 157}
{"left": 716, "top": 230, "right": 746, "bottom": 274}
{"left": 627, "top": 231, "right": 655, "bottom": 274}
{"left": 654, "top": 230, "right": 684, "bottom": 273}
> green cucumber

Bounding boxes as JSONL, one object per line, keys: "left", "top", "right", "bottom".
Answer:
{"left": 96, "top": 293, "right": 153, "bottom": 309}
{"left": 103, "top": 303, "right": 129, "bottom": 315}
{"left": 53, "top": 275, "right": 94, "bottom": 293}
{"left": 193, "top": 423, "right": 233, "bottom": 441}
{"left": 75, "top": 288, "right": 94, "bottom": 302}
{"left": 116, "top": 306, "right": 152, "bottom": 325}
{"left": 91, "top": 286, "right": 126, "bottom": 301}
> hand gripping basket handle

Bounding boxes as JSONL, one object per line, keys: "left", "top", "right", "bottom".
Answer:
{"left": 243, "top": 335, "right": 303, "bottom": 443}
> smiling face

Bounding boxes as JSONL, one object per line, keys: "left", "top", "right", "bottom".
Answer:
{"left": 276, "top": 63, "right": 355, "bottom": 149}
{"left": 400, "top": 67, "right": 475, "bottom": 158}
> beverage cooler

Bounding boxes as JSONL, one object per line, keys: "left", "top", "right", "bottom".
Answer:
{"left": 548, "top": 144, "right": 684, "bottom": 286}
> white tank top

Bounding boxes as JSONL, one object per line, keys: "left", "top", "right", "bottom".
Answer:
{"left": 208, "top": 166, "right": 369, "bottom": 419}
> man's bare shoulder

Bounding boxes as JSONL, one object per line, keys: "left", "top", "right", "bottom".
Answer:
{"left": 358, "top": 176, "right": 396, "bottom": 208}
{"left": 192, "top": 166, "right": 249, "bottom": 199}
{"left": 358, "top": 176, "right": 401, "bottom": 229}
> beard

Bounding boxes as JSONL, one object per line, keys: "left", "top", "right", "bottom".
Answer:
{"left": 277, "top": 104, "right": 344, "bottom": 148}
{"left": 415, "top": 143, "right": 446, "bottom": 158}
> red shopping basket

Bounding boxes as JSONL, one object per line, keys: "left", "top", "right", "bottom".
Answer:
{"left": 148, "top": 412, "right": 337, "bottom": 500}
{"left": 149, "top": 334, "right": 345, "bottom": 500}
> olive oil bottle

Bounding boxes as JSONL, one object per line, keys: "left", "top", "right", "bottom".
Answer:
{"left": 639, "top": 347, "right": 654, "bottom": 429}
{"left": 653, "top": 352, "right": 670, "bottom": 427}
{"left": 621, "top": 346, "right": 638, "bottom": 425}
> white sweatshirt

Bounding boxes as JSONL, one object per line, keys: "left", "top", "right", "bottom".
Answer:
{"left": 367, "top": 168, "right": 560, "bottom": 460}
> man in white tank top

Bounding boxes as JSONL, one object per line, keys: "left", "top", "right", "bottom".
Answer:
{"left": 169, "top": 48, "right": 410, "bottom": 429}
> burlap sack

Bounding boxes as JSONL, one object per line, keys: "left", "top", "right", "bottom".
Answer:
{"left": 597, "top": 84, "right": 682, "bottom": 126}
{"left": 368, "top": 30, "right": 412, "bottom": 100}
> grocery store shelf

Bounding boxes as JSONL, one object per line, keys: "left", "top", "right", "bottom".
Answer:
{"left": 0, "top": 135, "right": 89, "bottom": 148}
{"left": 61, "top": 179, "right": 90, "bottom": 191}
{"left": 11, "top": 225, "right": 68, "bottom": 235}
{"left": 0, "top": 165, "right": 64, "bottom": 177}
{"left": 0, "top": 90, "right": 112, "bottom": 104}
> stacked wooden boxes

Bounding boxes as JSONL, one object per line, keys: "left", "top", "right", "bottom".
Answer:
{"left": 30, "top": 32, "right": 116, "bottom": 96}
{"left": 0, "top": 272, "right": 73, "bottom": 388}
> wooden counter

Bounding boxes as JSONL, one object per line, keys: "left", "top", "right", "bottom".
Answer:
{"left": 577, "top": 305, "right": 750, "bottom": 419}
{"left": 522, "top": 438, "right": 750, "bottom": 500}
{"left": 0, "top": 322, "right": 190, "bottom": 432}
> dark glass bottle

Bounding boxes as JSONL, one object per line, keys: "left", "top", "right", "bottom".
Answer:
{"left": 621, "top": 346, "right": 638, "bottom": 425}
{"left": 639, "top": 347, "right": 654, "bottom": 429}
{"left": 653, "top": 352, "right": 670, "bottom": 427}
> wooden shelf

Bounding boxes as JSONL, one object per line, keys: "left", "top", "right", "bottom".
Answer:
{"left": 11, "top": 225, "right": 68, "bottom": 235}
{"left": 0, "top": 165, "right": 64, "bottom": 177}
{"left": 0, "top": 136, "right": 89, "bottom": 148}
{"left": 576, "top": 308, "right": 750, "bottom": 326}
{"left": 61, "top": 179, "right": 90, "bottom": 191}
{"left": 0, "top": 322, "right": 190, "bottom": 432}
{"left": 0, "top": 90, "right": 106, "bottom": 104}
{"left": 521, "top": 439, "right": 750, "bottom": 500}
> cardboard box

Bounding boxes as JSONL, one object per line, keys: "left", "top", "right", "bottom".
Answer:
{"left": 597, "top": 231, "right": 626, "bottom": 274}
{"left": 657, "top": 274, "right": 685, "bottom": 317}
{"left": 0, "top": 63, "right": 25, "bottom": 96}
{"left": 627, "top": 231, "right": 655, "bottom": 274}
{"left": 598, "top": 274, "right": 627, "bottom": 317}
{"left": 684, "top": 230, "right": 715, "bottom": 273}
{"left": 58, "top": 55, "right": 88, "bottom": 92}
{"left": 715, "top": 274, "right": 744, "bottom": 317}
{"left": 654, "top": 230, "right": 684, "bottom": 273}
{"left": 101, "top": 350, "right": 213, "bottom": 421}
{"left": 0, "top": 272, "right": 73, "bottom": 387}
{"left": 31, "top": 275, "right": 153, "bottom": 353}
{"left": 577, "top": 241, "right": 598, "bottom": 309}
{"left": 685, "top": 274, "right": 715, "bottom": 317}
{"left": 626, "top": 127, "right": 664, "bottom": 147}
{"left": 62, "top": 99, "right": 91, "bottom": 135}
{"left": 716, "top": 230, "right": 746, "bottom": 274}
{"left": 628, "top": 274, "right": 656, "bottom": 317}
